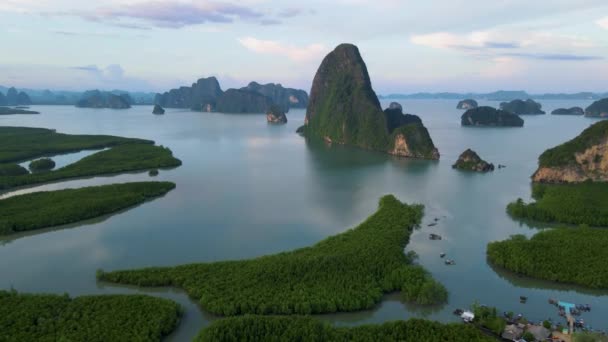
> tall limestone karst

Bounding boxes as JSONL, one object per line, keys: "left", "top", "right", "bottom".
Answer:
{"left": 302, "top": 43, "right": 439, "bottom": 159}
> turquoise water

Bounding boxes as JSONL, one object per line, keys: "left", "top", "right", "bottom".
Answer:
{"left": 0, "top": 100, "right": 605, "bottom": 340}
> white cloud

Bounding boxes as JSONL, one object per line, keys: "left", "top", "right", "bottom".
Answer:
{"left": 237, "top": 37, "right": 328, "bottom": 62}
{"left": 597, "top": 17, "right": 608, "bottom": 29}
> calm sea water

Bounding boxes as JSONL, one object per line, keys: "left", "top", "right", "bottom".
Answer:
{"left": 0, "top": 100, "right": 605, "bottom": 340}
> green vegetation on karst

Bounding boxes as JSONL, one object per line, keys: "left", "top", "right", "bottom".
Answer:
{"left": 0, "top": 182, "right": 175, "bottom": 236}
{"left": 98, "top": 195, "right": 447, "bottom": 316}
{"left": 538, "top": 120, "right": 608, "bottom": 168}
{"left": 487, "top": 227, "right": 608, "bottom": 288}
{"left": 0, "top": 290, "right": 181, "bottom": 341}
{"left": 507, "top": 182, "right": 608, "bottom": 226}
{"left": 195, "top": 316, "right": 493, "bottom": 342}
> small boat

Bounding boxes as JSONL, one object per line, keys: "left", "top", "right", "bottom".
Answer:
{"left": 445, "top": 259, "right": 455, "bottom": 265}
{"left": 434, "top": 218, "right": 440, "bottom": 222}
{"left": 453, "top": 308, "right": 464, "bottom": 316}
{"left": 440, "top": 253, "right": 446, "bottom": 258}
{"left": 520, "top": 296, "right": 528, "bottom": 303}
{"left": 429, "top": 233, "right": 442, "bottom": 240}
{"left": 427, "top": 223, "right": 438, "bottom": 227}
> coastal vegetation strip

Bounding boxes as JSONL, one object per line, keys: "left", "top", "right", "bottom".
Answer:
{"left": 0, "top": 181, "right": 175, "bottom": 236}
{"left": 0, "top": 290, "right": 181, "bottom": 341}
{"left": 0, "top": 144, "right": 181, "bottom": 190}
{"left": 487, "top": 227, "right": 608, "bottom": 288}
{"left": 507, "top": 183, "right": 608, "bottom": 226}
{"left": 98, "top": 195, "right": 447, "bottom": 316}
{"left": 0, "top": 126, "right": 150, "bottom": 164}
{"left": 195, "top": 316, "right": 493, "bottom": 342}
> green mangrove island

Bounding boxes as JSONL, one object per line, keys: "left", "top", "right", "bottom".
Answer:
{"left": 507, "top": 182, "right": 608, "bottom": 226}
{"left": 0, "top": 290, "right": 181, "bottom": 341}
{"left": 0, "top": 182, "right": 175, "bottom": 236}
{"left": 98, "top": 195, "right": 447, "bottom": 316}
{"left": 0, "top": 144, "right": 181, "bottom": 190}
{"left": 487, "top": 227, "right": 608, "bottom": 288}
{"left": 196, "top": 316, "right": 493, "bottom": 342}
{"left": 0, "top": 107, "right": 39, "bottom": 115}
{"left": 28, "top": 157, "right": 55, "bottom": 171}
{"left": 0, "top": 126, "right": 150, "bottom": 164}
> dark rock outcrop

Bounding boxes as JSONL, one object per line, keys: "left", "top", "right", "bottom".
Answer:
{"left": 243, "top": 82, "right": 308, "bottom": 112}
{"left": 388, "top": 102, "right": 403, "bottom": 111}
{"left": 296, "top": 125, "right": 305, "bottom": 134}
{"left": 0, "top": 92, "right": 6, "bottom": 106}
{"left": 384, "top": 103, "right": 422, "bottom": 133}
{"left": 551, "top": 107, "right": 584, "bottom": 115}
{"left": 457, "top": 99, "right": 478, "bottom": 110}
{"left": 215, "top": 89, "right": 273, "bottom": 113}
{"left": 76, "top": 90, "right": 131, "bottom": 109}
{"left": 452, "top": 149, "right": 494, "bottom": 172}
{"left": 585, "top": 98, "right": 608, "bottom": 118}
{"left": 152, "top": 105, "right": 165, "bottom": 115}
{"left": 303, "top": 44, "right": 439, "bottom": 159}
{"left": 499, "top": 99, "right": 545, "bottom": 115}
{"left": 533, "top": 120, "right": 608, "bottom": 183}
{"left": 461, "top": 106, "right": 524, "bottom": 127}
{"left": 266, "top": 104, "right": 287, "bottom": 124}
{"left": 6, "top": 87, "right": 18, "bottom": 106}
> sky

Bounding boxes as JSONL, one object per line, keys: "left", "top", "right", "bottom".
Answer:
{"left": 1, "top": 0, "right": 607, "bottom": 94}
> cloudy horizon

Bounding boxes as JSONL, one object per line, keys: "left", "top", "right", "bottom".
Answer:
{"left": 1, "top": 0, "right": 607, "bottom": 94}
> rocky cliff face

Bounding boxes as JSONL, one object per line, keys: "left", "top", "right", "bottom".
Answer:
{"left": 457, "top": 99, "right": 478, "bottom": 110}
{"left": 452, "top": 149, "right": 494, "bottom": 172}
{"left": 215, "top": 89, "right": 273, "bottom": 113}
{"left": 461, "top": 106, "right": 524, "bottom": 127}
{"left": 551, "top": 107, "right": 584, "bottom": 115}
{"left": 76, "top": 90, "right": 131, "bottom": 109}
{"left": 304, "top": 44, "right": 439, "bottom": 159}
{"left": 499, "top": 99, "right": 545, "bottom": 115}
{"left": 266, "top": 104, "right": 287, "bottom": 124}
{"left": 533, "top": 121, "right": 608, "bottom": 183}
{"left": 243, "top": 82, "right": 308, "bottom": 112}
{"left": 585, "top": 98, "right": 608, "bottom": 118}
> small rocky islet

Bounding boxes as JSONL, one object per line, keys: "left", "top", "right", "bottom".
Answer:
{"left": 152, "top": 104, "right": 165, "bottom": 115}
{"left": 551, "top": 107, "right": 584, "bottom": 115}
{"left": 499, "top": 99, "right": 545, "bottom": 115}
{"left": 76, "top": 90, "right": 132, "bottom": 109}
{"left": 266, "top": 104, "right": 287, "bottom": 124}
{"left": 452, "top": 149, "right": 494, "bottom": 172}
{"left": 456, "top": 99, "right": 478, "bottom": 110}
{"left": 461, "top": 106, "right": 524, "bottom": 127}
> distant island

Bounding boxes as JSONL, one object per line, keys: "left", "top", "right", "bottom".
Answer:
{"left": 0, "top": 85, "right": 155, "bottom": 105}
{"left": 300, "top": 44, "right": 439, "bottom": 160}
{"left": 154, "top": 77, "right": 308, "bottom": 113}
{"left": 499, "top": 99, "right": 545, "bottom": 115}
{"left": 0, "top": 87, "right": 31, "bottom": 106}
{"left": 456, "top": 99, "right": 478, "bottom": 110}
{"left": 551, "top": 107, "right": 584, "bottom": 115}
{"left": 461, "top": 106, "right": 524, "bottom": 127}
{"left": 380, "top": 90, "right": 608, "bottom": 101}
{"left": 76, "top": 90, "right": 131, "bottom": 109}
{"left": 585, "top": 98, "right": 608, "bottom": 118}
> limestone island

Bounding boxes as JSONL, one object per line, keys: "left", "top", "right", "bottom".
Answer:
{"left": 0, "top": 107, "right": 39, "bottom": 115}
{"left": 300, "top": 44, "right": 439, "bottom": 160}
{"left": 152, "top": 104, "right": 165, "bottom": 115}
{"left": 452, "top": 149, "right": 494, "bottom": 172}
{"left": 461, "top": 106, "right": 524, "bottom": 127}
{"left": 499, "top": 99, "right": 545, "bottom": 115}
{"left": 551, "top": 107, "right": 584, "bottom": 115}
{"left": 532, "top": 120, "right": 608, "bottom": 183}
{"left": 76, "top": 90, "right": 131, "bottom": 109}
{"left": 266, "top": 104, "right": 287, "bottom": 124}
{"left": 585, "top": 98, "right": 608, "bottom": 118}
{"left": 0, "top": 87, "right": 31, "bottom": 106}
{"left": 456, "top": 99, "right": 478, "bottom": 110}
{"left": 155, "top": 77, "right": 308, "bottom": 113}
